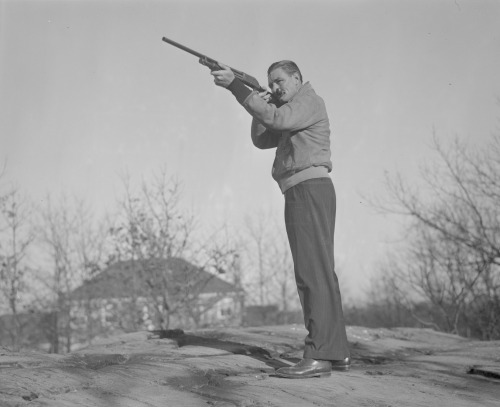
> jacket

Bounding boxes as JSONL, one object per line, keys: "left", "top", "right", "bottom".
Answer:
{"left": 242, "top": 82, "right": 332, "bottom": 193}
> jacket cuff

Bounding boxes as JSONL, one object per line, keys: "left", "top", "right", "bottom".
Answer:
{"left": 227, "top": 78, "right": 253, "bottom": 104}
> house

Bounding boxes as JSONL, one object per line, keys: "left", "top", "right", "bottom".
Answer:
{"left": 70, "top": 257, "right": 245, "bottom": 337}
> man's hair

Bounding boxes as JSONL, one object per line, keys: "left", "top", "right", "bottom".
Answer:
{"left": 267, "top": 60, "right": 303, "bottom": 83}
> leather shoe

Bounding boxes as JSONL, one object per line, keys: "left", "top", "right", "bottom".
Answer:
{"left": 331, "top": 357, "right": 351, "bottom": 371}
{"left": 275, "top": 358, "right": 332, "bottom": 379}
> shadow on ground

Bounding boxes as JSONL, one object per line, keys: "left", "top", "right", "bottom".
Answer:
{"left": 150, "top": 329, "right": 294, "bottom": 369}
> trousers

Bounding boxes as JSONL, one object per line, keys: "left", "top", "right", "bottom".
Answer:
{"left": 284, "top": 177, "right": 350, "bottom": 360}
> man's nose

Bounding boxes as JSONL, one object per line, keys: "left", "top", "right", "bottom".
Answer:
{"left": 270, "top": 84, "right": 279, "bottom": 93}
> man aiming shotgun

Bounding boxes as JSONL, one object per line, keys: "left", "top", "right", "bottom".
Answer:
{"left": 163, "top": 37, "right": 350, "bottom": 379}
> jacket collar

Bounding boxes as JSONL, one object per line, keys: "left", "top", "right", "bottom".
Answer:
{"left": 288, "top": 82, "right": 312, "bottom": 102}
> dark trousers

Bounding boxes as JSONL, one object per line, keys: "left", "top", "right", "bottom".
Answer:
{"left": 284, "top": 177, "right": 350, "bottom": 360}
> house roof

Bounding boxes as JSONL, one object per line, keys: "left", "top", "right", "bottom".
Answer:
{"left": 71, "top": 257, "right": 241, "bottom": 301}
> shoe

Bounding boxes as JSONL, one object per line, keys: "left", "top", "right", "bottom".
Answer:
{"left": 275, "top": 358, "right": 332, "bottom": 379}
{"left": 331, "top": 357, "right": 351, "bottom": 371}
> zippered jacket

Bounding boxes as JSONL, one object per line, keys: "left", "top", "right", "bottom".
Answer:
{"left": 229, "top": 80, "right": 332, "bottom": 193}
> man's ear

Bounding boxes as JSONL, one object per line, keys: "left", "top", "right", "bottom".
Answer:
{"left": 293, "top": 72, "right": 301, "bottom": 84}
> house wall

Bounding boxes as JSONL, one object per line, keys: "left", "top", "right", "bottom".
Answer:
{"left": 195, "top": 293, "right": 243, "bottom": 328}
{"left": 69, "top": 291, "right": 244, "bottom": 344}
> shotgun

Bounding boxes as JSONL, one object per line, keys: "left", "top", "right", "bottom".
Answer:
{"left": 162, "top": 36, "right": 267, "bottom": 93}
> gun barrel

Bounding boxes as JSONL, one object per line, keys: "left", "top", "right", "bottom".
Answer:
{"left": 162, "top": 36, "right": 267, "bottom": 93}
{"left": 162, "top": 36, "right": 205, "bottom": 59}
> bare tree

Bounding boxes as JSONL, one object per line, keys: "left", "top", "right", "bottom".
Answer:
{"left": 266, "top": 226, "right": 297, "bottom": 321}
{"left": 109, "top": 170, "right": 237, "bottom": 330}
{"left": 0, "top": 186, "right": 34, "bottom": 351}
{"left": 36, "top": 194, "right": 108, "bottom": 352}
{"left": 381, "top": 135, "right": 500, "bottom": 264}
{"left": 71, "top": 204, "right": 111, "bottom": 345}
{"left": 186, "top": 225, "right": 245, "bottom": 327}
{"left": 244, "top": 212, "right": 272, "bottom": 306}
{"left": 109, "top": 171, "right": 194, "bottom": 329}
{"left": 370, "top": 134, "right": 500, "bottom": 338}
{"left": 243, "top": 210, "right": 298, "bottom": 314}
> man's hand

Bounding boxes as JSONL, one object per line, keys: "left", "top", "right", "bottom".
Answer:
{"left": 258, "top": 90, "right": 272, "bottom": 103}
{"left": 211, "top": 64, "right": 235, "bottom": 88}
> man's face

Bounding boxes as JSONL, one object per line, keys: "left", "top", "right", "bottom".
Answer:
{"left": 268, "top": 68, "right": 301, "bottom": 104}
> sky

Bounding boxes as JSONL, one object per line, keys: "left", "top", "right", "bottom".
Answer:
{"left": 1, "top": 0, "right": 500, "bottom": 300}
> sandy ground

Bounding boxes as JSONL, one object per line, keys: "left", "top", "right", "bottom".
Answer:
{"left": 1, "top": 325, "right": 499, "bottom": 407}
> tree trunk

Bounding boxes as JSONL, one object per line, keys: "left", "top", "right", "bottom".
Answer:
{"left": 50, "top": 312, "right": 59, "bottom": 354}
{"left": 10, "top": 313, "right": 21, "bottom": 352}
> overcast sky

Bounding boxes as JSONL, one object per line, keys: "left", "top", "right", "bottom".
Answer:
{"left": 1, "top": 0, "right": 500, "bottom": 299}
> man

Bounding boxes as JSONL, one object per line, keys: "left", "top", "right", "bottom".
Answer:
{"left": 211, "top": 61, "right": 350, "bottom": 379}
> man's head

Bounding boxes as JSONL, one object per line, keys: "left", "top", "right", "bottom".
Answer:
{"left": 267, "top": 60, "right": 303, "bottom": 103}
